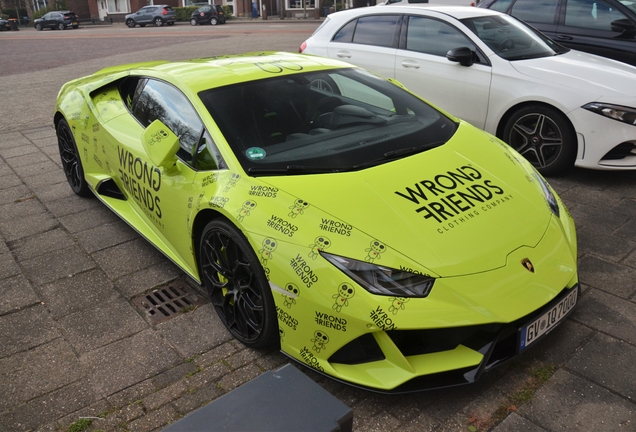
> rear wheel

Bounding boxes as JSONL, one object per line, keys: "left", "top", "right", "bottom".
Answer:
{"left": 58, "top": 22, "right": 65, "bottom": 30}
{"left": 198, "top": 219, "right": 279, "bottom": 349}
{"left": 125, "top": 19, "right": 135, "bottom": 28}
{"left": 57, "top": 118, "right": 91, "bottom": 197}
{"left": 190, "top": 18, "right": 198, "bottom": 25}
{"left": 210, "top": 17, "right": 218, "bottom": 25}
{"left": 154, "top": 17, "right": 163, "bottom": 27}
{"left": 501, "top": 105, "right": 576, "bottom": 176}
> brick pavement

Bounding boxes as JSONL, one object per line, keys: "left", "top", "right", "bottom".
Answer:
{"left": 1, "top": 23, "right": 636, "bottom": 432}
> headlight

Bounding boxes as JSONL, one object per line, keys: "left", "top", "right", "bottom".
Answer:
{"left": 535, "top": 172, "right": 560, "bottom": 218}
{"left": 582, "top": 103, "right": 636, "bottom": 126}
{"left": 322, "top": 252, "right": 435, "bottom": 298}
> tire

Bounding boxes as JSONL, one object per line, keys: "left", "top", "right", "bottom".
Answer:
{"left": 190, "top": 18, "right": 198, "bottom": 26}
{"left": 198, "top": 219, "right": 279, "bottom": 349}
{"left": 35, "top": 23, "right": 42, "bottom": 31}
{"left": 501, "top": 105, "right": 576, "bottom": 176}
{"left": 58, "top": 22, "right": 65, "bottom": 30}
{"left": 125, "top": 19, "right": 135, "bottom": 28}
{"left": 154, "top": 17, "right": 163, "bottom": 27}
{"left": 57, "top": 118, "right": 92, "bottom": 197}
{"left": 210, "top": 17, "right": 218, "bottom": 25}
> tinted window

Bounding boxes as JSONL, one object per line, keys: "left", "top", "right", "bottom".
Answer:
{"left": 199, "top": 68, "right": 456, "bottom": 175}
{"left": 511, "top": 0, "right": 559, "bottom": 24}
{"left": 352, "top": 15, "right": 400, "bottom": 48}
{"left": 333, "top": 20, "right": 357, "bottom": 42}
{"left": 489, "top": 0, "right": 514, "bottom": 12}
{"left": 406, "top": 16, "right": 476, "bottom": 57}
{"left": 565, "top": 0, "right": 629, "bottom": 30}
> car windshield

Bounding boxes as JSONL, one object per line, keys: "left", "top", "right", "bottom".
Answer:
{"left": 199, "top": 68, "right": 456, "bottom": 176}
{"left": 619, "top": 0, "right": 636, "bottom": 13}
{"left": 461, "top": 14, "right": 568, "bottom": 60}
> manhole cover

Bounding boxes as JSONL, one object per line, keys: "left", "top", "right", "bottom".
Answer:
{"left": 132, "top": 280, "right": 209, "bottom": 324}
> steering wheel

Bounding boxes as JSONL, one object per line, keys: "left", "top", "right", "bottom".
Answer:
{"left": 306, "top": 97, "right": 343, "bottom": 129}
{"left": 498, "top": 38, "right": 515, "bottom": 51}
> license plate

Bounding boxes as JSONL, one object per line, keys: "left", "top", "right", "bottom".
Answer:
{"left": 519, "top": 287, "right": 578, "bottom": 352}
{"left": 73, "top": 22, "right": 78, "bottom": 25}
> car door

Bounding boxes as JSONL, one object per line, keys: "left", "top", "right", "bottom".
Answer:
{"left": 555, "top": 0, "right": 636, "bottom": 65}
{"left": 44, "top": 12, "right": 59, "bottom": 28}
{"left": 137, "top": 7, "right": 156, "bottom": 24}
{"left": 394, "top": 15, "right": 492, "bottom": 129}
{"left": 326, "top": 14, "right": 401, "bottom": 80}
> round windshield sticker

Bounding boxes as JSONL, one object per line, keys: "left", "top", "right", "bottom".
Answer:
{"left": 246, "top": 147, "right": 266, "bottom": 160}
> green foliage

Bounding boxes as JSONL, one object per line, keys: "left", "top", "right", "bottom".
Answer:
{"left": 67, "top": 418, "right": 92, "bottom": 432}
{"left": 31, "top": 7, "right": 50, "bottom": 20}
{"left": 3, "top": 8, "right": 28, "bottom": 19}
{"left": 222, "top": 5, "right": 233, "bottom": 19}
{"left": 175, "top": 6, "right": 198, "bottom": 21}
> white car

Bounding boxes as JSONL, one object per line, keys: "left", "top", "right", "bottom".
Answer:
{"left": 300, "top": 6, "right": 636, "bottom": 175}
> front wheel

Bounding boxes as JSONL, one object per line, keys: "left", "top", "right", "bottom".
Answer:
{"left": 154, "top": 17, "right": 163, "bottom": 27}
{"left": 190, "top": 18, "right": 198, "bottom": 26}
{"left": 198, "top": 219, "right": 279, "bottom": 349}
{"left": 125, "top": 19, "right": 135, "bottom": 28}
{"left": 57, "top": 118, "right": 92, "bottom": 197}
{"left": 35, "top": 23, "right": 42, "bottom": 31}
{"left": 501, "top": 105, "right": 576, "bottom": 176}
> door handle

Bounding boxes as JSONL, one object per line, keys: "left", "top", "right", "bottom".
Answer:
{"left": 556, "top": 34, "right": 573, "bottom": 41}
{"left": 336, "top": 51, "right": 351, "bottom": 59}
{"left": 401, "top": 60, "right": 420, "bottom": 69}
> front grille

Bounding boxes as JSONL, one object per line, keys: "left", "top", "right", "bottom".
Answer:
{"left": 601, "top": 142, "right": 636, "bottom": 160}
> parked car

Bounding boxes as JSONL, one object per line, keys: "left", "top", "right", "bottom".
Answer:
{"left": 300, "top": 6, "right": 636, "bottom": 175}
{"left": 190, "top": 4, "right": 226, "bottom": 25}
{"left": 34, "top": 11, "right": 79, "bottom": 30}
{"left": 379, "top": 0, "right": 477, "bottom": 5}
{"left": 478, "top": 0, "right": 636, "bottom": 66}
{"left": 0, "top": 17, "right": 10, "bottom": 31}
{"left": 125, "top": 5, "right": 177, "bottom": 28}
{"left": 54, "top": 51, "right": 578, "bottom": 392}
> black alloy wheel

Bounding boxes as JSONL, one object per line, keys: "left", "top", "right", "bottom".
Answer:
{"left": 199, "top": 219, "right": 279, "bottom": 349}
{"left": 125, "top": 19, "right": 135, "bottom": 28}
{"left": 154, "top": 17, "right": 163, "bottom": 27}
{"left": 35, "top": 23, "right": 42, "bottom": 30}
{"left": 57, "top": 118, "right": 92, "bottom": 197}
{"left": 502, "top": 105, "right": 576, "bottom": 176}
{"left": 57, "top": 22, "right": 65, "bottom": 30}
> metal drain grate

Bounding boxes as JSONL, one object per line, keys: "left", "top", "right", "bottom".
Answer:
{"left": 132, "top": 280, "right": 209, "bottom": 324}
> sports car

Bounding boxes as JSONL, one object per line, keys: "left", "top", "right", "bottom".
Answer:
{"left": 55, "top": 52, "right": 578, "bottom": 392}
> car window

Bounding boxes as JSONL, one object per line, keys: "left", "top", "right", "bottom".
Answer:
{"left": 510, "top": 0, "right": 559, "bottom": 24}
{"left": 618, "top": 0, "right": 636, "bottom": 13}
{"left": 352, "top": 15, "right": 401, "bottom": 48}
{"left": 199, "top": 68, "right": 456, "bottom": 175}
{"left": 406, "top": 16, "right": 477, "bottom": 57}
{"left": 489, "top": 0, "right": 514, "bottom": 12}
{"left": 333, "top": 19, "right": 358, "bottom": 42}
{"left": 132, "top": 79, "right": 220, "bottom": 167}
{"left": 564, "top": 0, "right": 629, "bottom": 30}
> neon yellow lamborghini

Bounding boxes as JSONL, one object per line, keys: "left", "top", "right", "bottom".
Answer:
{"left": 55, "top": 52, "right": 578, "bottom": 392}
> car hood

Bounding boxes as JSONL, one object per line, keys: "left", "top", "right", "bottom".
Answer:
{"left": 509, "top": 51, "right": 636, "bottom": 99}
{"left": 260, "top": 123, "right": 552, "bottom": 277}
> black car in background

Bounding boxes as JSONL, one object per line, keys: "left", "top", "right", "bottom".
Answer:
{"left": 479, "top": 0, "right": 636, "bottom": 65}
{"left": 34, "top": 11, "right": 79, "bottom": 30}
{"left": 0, "top": 17, "right": 10, "bottom": 30}
{"left": 190, "top": 4, "right": 226, "bottom": 25}
{"left": 125, "top": 5, "right": 177, "bottom": 27}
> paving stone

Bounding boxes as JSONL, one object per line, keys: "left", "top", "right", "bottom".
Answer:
{"left": 0, "top": 173, "right": 22, "bottom": 189}
{"left": 624, "top": 249, "right": 636, "bottom": 270}
{"left": 185, "top": 361, "right": 231, "bottom": 390}
{"left": 0, "top": 275, "right": 39, "bottom": 314}
{"left": 560, "top": 185, "right": 625, "bottom": 209}
{"left": 194, "top": 341, "right": 239, "bottom": 369}
{"left": 566, "top": 333, "right": 636, "bottom": 400}
{"left": 22, "top": 127, "right": 56, "bottom": 142}
{"left": 254, "top": 349, "right": 288, "bottom": 371}
{"left": 21, "top": 245, "right": 96, "bottom": 286}
{"left": 157, "top": 304, "right": 233, "bottom": 358}
{"left": 0, "top": 144, "right": 41, "bottom": 159}
{"left": 491, "top": 412, "right": 547, "bottom": 431}
{"left": 124, "top": 404, "right": 179, "bottom": 432}
{"left": 9, "top": 227, "right": 75, "bottom": 261}
{"left": 38, "top": 269, "right": 118, "bottom": 319}
{"left": 0, "top": 131, "right": 31, "bottom": 149}
{"left": 100, "top": 401, "right": 146, "bottom": 430}
{"left": 171, "top": 383, "right": 223, "bottom": 416}
{"left": 577, "top": 227, "right": 635, "bottom": 262}
{"left": 106, "top": 380, "right": 156, "bottom": 409}
{"left": 0, "top": 339, "right": 84, "bottom": 412}
{"left": 610, "top": 197, "right": 636, "bottom": 218}
{"left": 518, "top": 369, "right": 636, "bottom": 431}
{"left": 577, "top": 255, "right": 636, "bottom": 298}
{"left": 30, "top": 181, "right": 79, "bottom": 203}
{"left": 21, "top": 166, "right": 68, "bottom": 190}
{"left": 0, "top": 198, "right": 47, "bottom": 222}
{"left": 45, "top": 194, "right": 101, "bottom": 218}
{"left": 74, "top": 220, "right": 139, "bottom": 254}
{"left": 36, "top": 398, "right": 112, "bottom": 432}
{"left": 4, "top": 151, "right": 52, "bottom": 169}
{"left": 142, "top": 381, "right": 188, "bottom": 411}
{"left": 0, "top": 251, "right": 21, "bottom": 280}
{"left": 220, "top": 346, "right": 260, "bottom": 370}
{"left": 0, "top": 211, "right": 60, "bottom": 242}
{"left": 360, "top": 411, "right": 401, "bottom": 432}
{"left": 151, "top": 362, "right": 199, "bottom": 390}
{"left": 58, "top": 296, "right": 149, "bottom": 353}
{"left": 570, "top": 289, "right": 636, "bottom": 345}
{"left": 114, "top": 262, "right": 182, "bottom": 299}
{"left": 0, "top": 305, "right": 60, "bottom": 358}
{"left": 10, "top": 159, "right": 60, "bottom": 178}
{"left": 0, "top": 380, "right": 97, "bottom": 432}
{"left": 92, "top": 238, "right": 167, "bottom": 280}
{"left": 217, "top": 363, "right": 263, "bottom": 392}
{"left": 0, "top": 184, "right": 33, "bottom": 204}
{"left": 58, "top": 206, "right": 120, "bottom": 234}
{"left": 395, "top": 411, "right": 441, "bottom": 432}
{"left": 567, "top": 204, "right": 630, "bottom": 232}
{"left": 80, "top": 330, "right": 181, "bottom": 398}
{"left": 613, "top": 218, "right": 636, "bottom": 242}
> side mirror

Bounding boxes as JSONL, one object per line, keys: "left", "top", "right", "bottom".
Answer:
{"left": 610, "top": 18, "right": 636, "bottom": 37}
{"left": 142, "top": 120, "right": 180, "bottom": 169}
{"left": 447, "top": 47, "right": 475, "bottom": 67}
